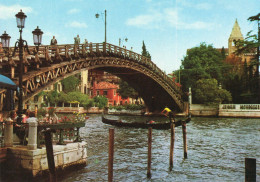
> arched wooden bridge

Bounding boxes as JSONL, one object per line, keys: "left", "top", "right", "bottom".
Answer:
{"left": 0, "top": 43, "right": 186, "bottom": 112}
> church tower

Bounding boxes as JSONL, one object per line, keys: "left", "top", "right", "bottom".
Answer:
{"left": 228, "top": 19, "right": 244, "bottom": 55}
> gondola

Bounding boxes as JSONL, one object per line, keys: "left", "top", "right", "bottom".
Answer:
{"left": 102, "top": 116, "right": 191, "bottom": 130}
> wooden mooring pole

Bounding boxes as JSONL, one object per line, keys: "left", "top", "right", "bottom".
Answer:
{"left": 44, "top": 129, "right": 57, "bottom": 182}
{"left": 182, "top": 120, "right": 187, "bottom": 159}
{"left": 108, "top": 128, "right": 114, "bottom": 182}
{"left": 169, "top": 122, "right": 175, "bottom": 169}
{"left": 245, "top": 158, "right": 256, "bottom": 182}
{"left": 147, "top": 127, "right": 152, "bottom": 178}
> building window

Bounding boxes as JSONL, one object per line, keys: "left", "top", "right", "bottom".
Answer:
{"left": 43, "top": 95, "right": 47, "bottom": 102}
{"left": 103, "top": 90, "right": 108, "bottom": 96}
{"left": 97, "top": 91, "right": 100, "bottom": 95}
{"left": 114, "top": 90, "right": 116, "bottom": 96}
{"left": 34, "top": 96, "right": 38, "bottom": 102}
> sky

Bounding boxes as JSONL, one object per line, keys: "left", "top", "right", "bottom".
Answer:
{"left": 0, "top": 0, "right": 259, "bottom": 73}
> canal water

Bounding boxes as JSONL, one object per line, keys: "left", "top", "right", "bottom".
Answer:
{"left": 62, "top": 115, "right": 260, "bottom": 182}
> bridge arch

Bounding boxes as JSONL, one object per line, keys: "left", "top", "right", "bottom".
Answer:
{"left": 0, "top": 43, "right": 185, "bottom": 113}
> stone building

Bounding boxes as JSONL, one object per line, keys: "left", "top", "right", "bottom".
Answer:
{"left": 91, "top": 81, "right": 130, "bottom": 106}
{"left": 228, "top": 19, "right": 256, "bottom": 64}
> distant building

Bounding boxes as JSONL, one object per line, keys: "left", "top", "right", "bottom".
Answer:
{"left": 227, "top": 19, "right": 256, "bottom": 64}
{"left": 187, "top": 19, "right": 257, "bottom": 68}
{"left": 80, "top": 70, "right": 88, "bottom": 94}
{"left": 91, "top": 81, "right": 129, "bottom": 106}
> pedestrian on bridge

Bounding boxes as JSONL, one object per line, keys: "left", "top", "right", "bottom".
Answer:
{"left": 84, "top": 39, "right": 88, "bottom": 45}
{"left": 74, "top": 34, "right": 80, "bottom": 45}
{"left": 50, "top": 36, "right": 57, "bottom": 45}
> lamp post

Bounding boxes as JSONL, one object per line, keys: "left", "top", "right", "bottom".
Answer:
{"left": 0, "top": 31, "right": 11, "bottom": 51}
{"left": 95, "top": 9, "right": 107, "bottom": 43}
{"left": 119, "top": 37, "right": 128, "bottom": 47}
{"left": 0, "top": 9, "right": 43, "bottom": 124}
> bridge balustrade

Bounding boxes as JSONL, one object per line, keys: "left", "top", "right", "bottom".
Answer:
{"left": 0, "top": 42, "right": 184, "bottom": 111}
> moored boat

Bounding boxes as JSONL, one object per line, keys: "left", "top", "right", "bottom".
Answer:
{"left": 102, "top": 116, "right": 191, "bottom": 130}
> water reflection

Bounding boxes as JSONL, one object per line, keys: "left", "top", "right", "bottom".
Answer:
{"left": 62, "top": 115, "right": 260, "bottom": 181}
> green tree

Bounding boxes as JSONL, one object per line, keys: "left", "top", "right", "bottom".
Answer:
{"left": 58, "top": 92, "right": 69, "bottom": 104}
{"left": 141, "top": 41, "right": 151, "bottom": 59}
{"left": 46, "top": 90, "right": 60, "bottom": 105}
{"left": 67, "top": 91, "right": 94, "bottom": 109}
{"left": 193, "top": 78, "right": 232, "bottom": 105}
{"left": 61, "top": 75, "right": 80, "bottom": 93}
{"left": 235, "top": 13, "right": 260, "bottom": 103}
{"left": 117, "top": 80, "right": 138, "bottom": 99}
{"left": 221, "top": 55, "right": 244, "bottom": 103}
{"left": 93, "top": 96, "right": 108, "bottom": 109}
{"left": 221, "top": 46, "right": 226, "bottom": 60}
{"left": 180, "top": 42, "right": 225, "bottom": 92}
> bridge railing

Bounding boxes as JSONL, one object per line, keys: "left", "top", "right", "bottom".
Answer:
{"left": 0, "top": 42, "right": 183, "bottom": 101}
{"left": 100, "top": 43, "right": 182, "bottom": 96}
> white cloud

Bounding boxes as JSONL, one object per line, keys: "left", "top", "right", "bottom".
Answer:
{"left": 68, "top": 8, "right": 80, "bottom": 14}
{"left": 127, "top": 15, "right": 156, "bottom": 26}
{"left": 126, "top": 8, "right": 214, "bottom": 30}
{"left": 179, "top": 21, "right": 214, "bottom": 30}
{"left": 0, "top": 4, "right": 33, "bottom": 20}
{"left": 164, "top": 8, "right": 178, "bottom": 27}
{"left": 66, "top": 21, "right": 87, "bottom": 28}
{"left": 126, "top": 10, "right": 163, "bottom": 29}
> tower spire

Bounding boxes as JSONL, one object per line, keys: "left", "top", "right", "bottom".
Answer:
{"left": 228, "top": 19, "right": 244, "bottom": 55}
{"left": 229, "top": 18, "right": 243, "bottom": 39}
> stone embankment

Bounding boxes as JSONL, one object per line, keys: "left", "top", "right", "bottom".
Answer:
{"left": 0, "top": 142, "right": 87, "bottom": 180}
{"left": 190, "top": 104, "right": 260, "bottom": 118}
{"left": 0, "top": 119, "right": 87, "bottom": 181}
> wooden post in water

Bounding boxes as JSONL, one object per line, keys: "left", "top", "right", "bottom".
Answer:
{"left": 108, "top": 128, "right": 114, "bottom": 182}
{"left": 245, "top": 158, "right": 256, "bottom": 182}
{"left": 169, "top": 122, "right": 175, "bottom": 168}
{"left": 147, "top": 127, "right": 152, "bottom": 178}
{"left": 44, "top": 129, "right": 57, "bottom": 182}
{"left": 182, "top": 120, "right": 188, "bottom": 159}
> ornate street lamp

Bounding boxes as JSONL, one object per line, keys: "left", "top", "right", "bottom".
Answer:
{"left": 0, "top": 31, "right": 11, "bottom": 49}
{"left": 15, "top": 9, "right": 27, "bottom": 29}
{"left": 95, "top": 9, "right": 107, "bottom": 43}
{"left": 1, "top": 9, "right": 43, "bottom": 124}
{"left": 32, "top": 26, "right": 43, "bottom": 52}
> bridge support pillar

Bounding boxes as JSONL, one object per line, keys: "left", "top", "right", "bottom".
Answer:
{"left": 27, "top": 118, "right": 38, "bottom": 150}
{"left": 4, "top": 118, "right": 13, "bottom": 147}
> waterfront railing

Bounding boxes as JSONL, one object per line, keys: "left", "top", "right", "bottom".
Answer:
{"left": 220, "top": 104, "right": 260, "bottom": 111}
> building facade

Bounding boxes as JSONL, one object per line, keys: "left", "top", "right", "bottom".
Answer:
{"left": 228, "top": 19, "right": 256, "bottom": 64}
{"left": 91, "top": 81, "right": 130, "bottom": 106}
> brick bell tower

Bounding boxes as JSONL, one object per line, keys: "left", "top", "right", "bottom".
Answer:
{"left": 228, "top": 19, "right": 244, "bottom": 55}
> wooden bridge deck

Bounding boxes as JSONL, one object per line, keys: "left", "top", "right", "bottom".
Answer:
{"left": 0, "top": 42, "right": 185, "bottom": 112}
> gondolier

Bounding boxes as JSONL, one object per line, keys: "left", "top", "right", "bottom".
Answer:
{"left": 161, "top": 106, "right": 175, "bottom": 123}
